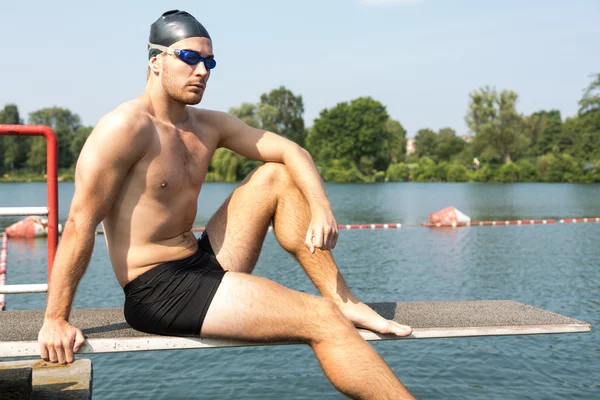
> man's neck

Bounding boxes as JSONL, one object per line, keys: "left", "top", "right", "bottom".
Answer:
{"left": 141, "top": 84, "right": 189, "bottom": 126}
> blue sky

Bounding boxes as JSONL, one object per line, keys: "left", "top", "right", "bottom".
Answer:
{"left": 1, "top": 0, "right": 598, "bottom": 137}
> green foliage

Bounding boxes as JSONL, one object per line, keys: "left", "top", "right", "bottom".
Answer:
{"left": 0, "top": 104, "right": 21, "bottom": 124}
{"left": 496, "top": 162, "right": 521, "bottom": 182}
{"left": 414, "top": 128, "right": 437, "bottom": 159}
{"left": 2, "top": 75, "right": 600, "bottom": 184}
{"left": 579, "top": 73, "right": 600, "bottom": 115}
{"left": 0, "top": 104, "right": 28, "bottom": 172}
{"left": 28, "top": 107, "right": 82, "bottom": 171}
{"left": 466, "top": 86, "right": 529, "bottom": 164}
{"left": 411, "top": 157, "right": 438, "bottom": 182}
{"left": 259, "top": 86, "right": 306, "bottom": 146}
{"left": 516, "top": 159, "right": 539, "bottom": 182}
{"left": 209, "top": 148, "right": 240, "bottom": 182}
{"left": 307, "top": 97, "right": 389, "bottom": 170}
{"left": 436, "top": 128, "right": 466, "bottom": 161}
{"left": 434, "top": 161, "right": 449, "bottom": 181}
{"left": 386, "top": 163, "right": 409, "bottom": 182}
{"left": 525, "top": 110, "right": 562, "bottom": 156}
{"left": 70, "top": 126, "right": 93, "bottom": 163}
{"left": 447, "top": 164, "right": 469, "bottom": 182}
{"left": 374, "top": 171, "right": 386, "bottom": 182}
{"left": 470, "top": 164, "right": 496, "bottom": 182}
{"left": 229, "top": 103, "right": 260, "bottom": 128}
{"left": 319, "top": 159, "right": 366, "bottom": 183}
{"left": 585, "top": 160, "right": 600, "bottom": 183}
{"left": 383, "top": 118, "right": 407, "bottom": 164}
{"left": 537, "top": 153, "right": 583, "bottom": 183}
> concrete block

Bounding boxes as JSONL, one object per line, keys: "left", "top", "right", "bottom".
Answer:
{"left": 0, "top": 367, "right": 32, "bottom": 400}
{"left": 0, "top": 359, "right": 92, "bottom": 400}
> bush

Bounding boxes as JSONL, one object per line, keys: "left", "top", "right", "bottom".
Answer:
{"left": 374, "top": 171, "right": 386, "bottom": 182}
{"left": 412, "top": 157, "right": 438, "bottom": 182}
{"left": 561, "top": 154, "right": 582, "bottom": 182}
{"left": 447, "top": 164, "right": 469, "bottom": 182}
{"left": 469, "top": 164, "right": 495, "bottom": 182}
{"left": 537, "top": 154, "right": 561, "bottom": 182}
{"left": 537, "top": 153, "right": 584, "bottom": 182}
{"left": 320, "top": 159, "right": 365, "bottom": 182}
{"left": 386, "top": 163, "right": 409, "bottom": 182}
{"left": 434, "top": 161, "right": 449, "bottom": 181}
{"left": 516, "top": 159, "right": 538, "bottom": 182}
{"left": 496, "top": 163, "right": 521, "bottom": 182}
{"left": 586, "top": 160, "right": 600, "bottom": 182}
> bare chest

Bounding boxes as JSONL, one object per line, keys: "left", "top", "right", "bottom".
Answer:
{"left": 141, "top": 129, "right": 214, "bottom": 194}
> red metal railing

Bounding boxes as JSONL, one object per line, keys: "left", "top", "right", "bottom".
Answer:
{"left": 0, "top": 125, "right": 59, "bottom": 279}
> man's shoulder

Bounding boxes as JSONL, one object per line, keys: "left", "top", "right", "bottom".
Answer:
{"left": 189, "top": 107, "right": 235, "bottom": 126}
{"left": 96, "top": 100, "right": 154, "bottom": 139}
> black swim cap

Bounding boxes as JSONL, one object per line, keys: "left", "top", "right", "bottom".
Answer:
{"left": 148, "top": 10, "right": 211, "bottom": 59}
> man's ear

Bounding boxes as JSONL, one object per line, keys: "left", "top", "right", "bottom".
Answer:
{"left": 149, "top": 55, "right": 161, "bottom": 74}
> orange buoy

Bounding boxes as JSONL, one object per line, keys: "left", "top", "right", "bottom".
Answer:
{"left": 5, "top": 216, "right": 61, "bottom": 238}
{"left": 428, "top": 207, "right": 471, "bottom": 226}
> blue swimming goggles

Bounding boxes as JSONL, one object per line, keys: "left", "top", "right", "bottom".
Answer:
{"left": 148, "top": 43, "right": 217, "bottom": 70}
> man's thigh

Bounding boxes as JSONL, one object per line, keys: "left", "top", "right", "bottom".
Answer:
{"left": 201, "top": 272, "right": 331, "bottom": 342}
{"left": 206, "top": 166, "right": 280, "bottom": 273}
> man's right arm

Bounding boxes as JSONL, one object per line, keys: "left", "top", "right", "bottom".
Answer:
{"left": 38, "top": 109, "right": 149, "bottom": 364}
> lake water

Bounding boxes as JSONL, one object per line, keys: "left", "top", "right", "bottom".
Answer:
{"left": 1, "top": 182, "right": 599, "bottom": 399}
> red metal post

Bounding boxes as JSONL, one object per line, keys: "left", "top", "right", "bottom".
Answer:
{"left": 0, "top": 125, "right": 59, "bottom": 280}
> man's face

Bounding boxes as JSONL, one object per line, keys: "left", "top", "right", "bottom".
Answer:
{"left": 159, "top": 37, "right": 214, "bottom": 105}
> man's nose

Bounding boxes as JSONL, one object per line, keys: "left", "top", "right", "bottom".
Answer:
{"left": 194, "top": 61, "right": 208, "bottom": 76}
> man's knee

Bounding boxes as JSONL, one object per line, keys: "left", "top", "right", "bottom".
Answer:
{"left": 252, "top": 162, "right": 293, "bottom": 189}
{"left": 306, "top": 299, "right": 355, "bottom": 344}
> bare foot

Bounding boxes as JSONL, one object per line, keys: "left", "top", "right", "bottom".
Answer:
{"left": 336, "top": 300, "right": 412, "bottom": 337}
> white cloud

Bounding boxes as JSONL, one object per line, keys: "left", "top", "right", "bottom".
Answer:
{"left": 360, "top": 0, "right": 423, "bottom": 5}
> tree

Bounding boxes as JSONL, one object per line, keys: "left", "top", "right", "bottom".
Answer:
{"left": 28, "top": 107, "right": 82, "bottom": 170}
{"left": 0, "top": 104, "right": 29, "bottom": 171}
{"left": 525, "top": 110, "right": 562, "bottom": 156}
{"left": 374, "top": 118, "right": 407, "bottom": 172}
{"left": 307, "top": 97, "right": 389, "bottom": 171}
{"left": 411, "top": 157, "right": 438, "bottom": 182}
{"left": 225, "top": 103, "right": 263, "bottom": 179}
{"left": 229, "top": 103, "right": 260, "bottom": 128}
{"left": 386, "top": 162, "right": 409, "bottom": 181}
{"left": 414, "top": 128, "right": 437, "bottom": 159}
{"left": 465, "top": 86, "right": 529, "bottom": 164}
{"left": 572, "top": 74, "right": 600, "bottom": 161}
{"left": 447, "top": 164, "right": 468, "bottom": 182}
{"left": 259, "top": 86, "right": 306, "bottom": 146}
{"left": 436, "top": 127, "right": 466, "bottom": 161}
{"left": 579, "top": 73, "right": 600, "bottom": 115}
{"left": 70, "top": 126, "right": 94, "bottom": 164}
{"left": 255, "top": 103, "right": 279, "bottom": 133}
{"left": 0, "top": 104, "right": 21, "bottom": 124}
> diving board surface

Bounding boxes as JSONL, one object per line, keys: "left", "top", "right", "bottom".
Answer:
{"left": 0, "top": 300, "right": 590, "bottom": 358}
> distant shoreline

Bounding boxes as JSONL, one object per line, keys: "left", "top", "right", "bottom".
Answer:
{"left": 1, "top": 176, "right": 599, "bottom": 184}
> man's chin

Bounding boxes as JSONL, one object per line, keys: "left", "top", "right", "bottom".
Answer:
{"left": 184, "top": 94, "right": 203, "bottom": 105}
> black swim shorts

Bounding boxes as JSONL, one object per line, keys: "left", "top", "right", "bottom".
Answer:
{"left": 123, "top": 232, "right": 227, "bottom": 337}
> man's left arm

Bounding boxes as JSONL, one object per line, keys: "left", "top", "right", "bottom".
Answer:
{"left": 216, "top": 111, "right": 338, "bottom": 252}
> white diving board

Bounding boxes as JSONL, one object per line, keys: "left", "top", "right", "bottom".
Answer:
{"left": 0, "top": 284, "right": 48, "bottom": 294}
{"left": 0, "top": 300, "right": 591, "bottom": 358}
{"left": 0, "top": 207, "right": 49, "bottom": 216}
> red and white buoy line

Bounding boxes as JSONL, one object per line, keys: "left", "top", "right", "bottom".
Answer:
{"left": 190, "top": 223, "right": 403, "bottom": 233}
{"left": 422, "top": 217, "right": 600, "bottom": 228}
{"left": 0, "top": 233, "right": 7, "bottom": 311}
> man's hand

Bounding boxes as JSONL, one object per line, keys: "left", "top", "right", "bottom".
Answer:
{"left": 305, "top": 209, "right": 339, "bottom": 253}
{"left": 38, "top": 318, "right": 86, "bottom": 364}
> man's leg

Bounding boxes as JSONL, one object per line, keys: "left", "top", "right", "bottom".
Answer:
{"left": 201, "top": 272, "right": 415, "bottom": 400}
{"left": 206, "top": 162, "right": 411, "bottom": 336}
